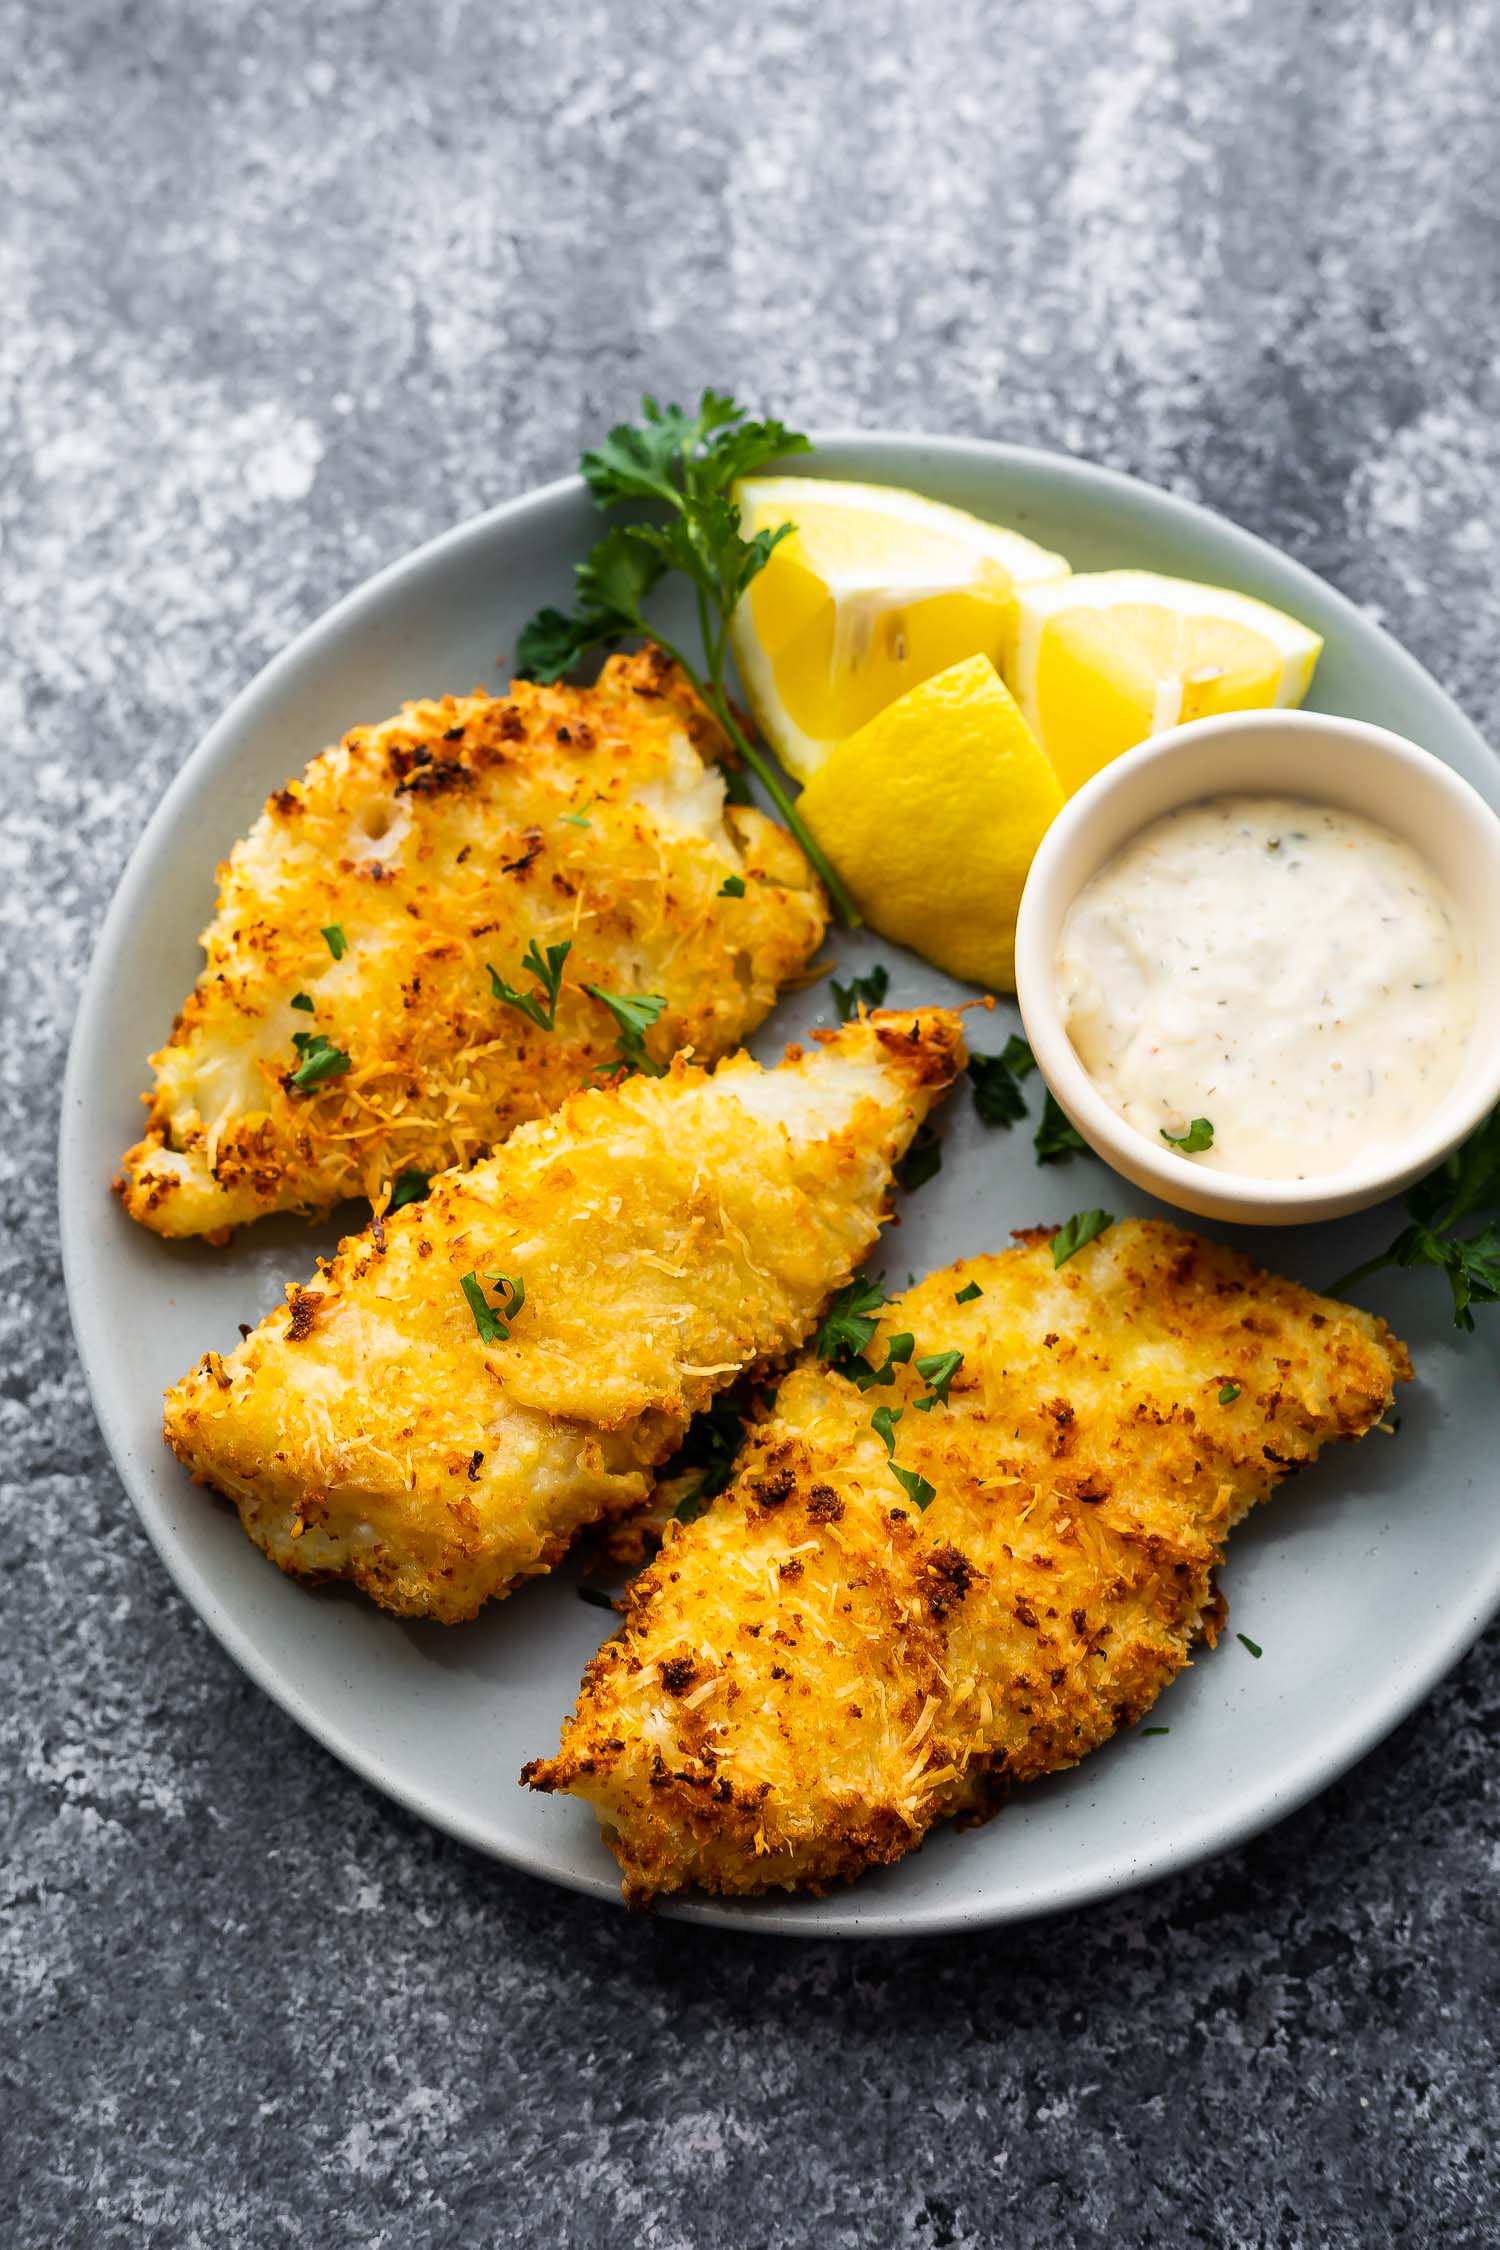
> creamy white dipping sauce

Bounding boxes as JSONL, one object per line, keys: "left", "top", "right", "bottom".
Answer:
{"left": 1056, "top": 794, "right": 1474, "bottom": 1180}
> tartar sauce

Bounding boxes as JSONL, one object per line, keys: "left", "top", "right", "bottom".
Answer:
{"left": 1056, "top": 794, "right": 1474, "bottom": 1179}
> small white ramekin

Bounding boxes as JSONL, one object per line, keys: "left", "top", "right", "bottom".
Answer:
{"left": 1014, "top": 709, "right": 1500, "bottom": 1225}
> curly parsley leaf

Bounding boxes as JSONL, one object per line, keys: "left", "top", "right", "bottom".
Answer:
{"left": 489, "top": 938, "right": 571, "bottom": 1032}
{"left": 514, "top": 392, "right": 854, "bottom": 920}
{"left": 290, "top": 991, "right": 315, "bottom": 1014}
{"left": 655, "top": 1378, "right": 762, "bottom": 1520}
{"left": 388, "top": 1168, "right": 430, "bottom": 1212}
{"left": 586, "top": 984, "right": 669, "bottom": 1077}
{"left": 1052, "top": 1209, "right": 1115, "bottom": 1269}
{"left": 718, "top": 874, "right": 746, "bottom": 898}
{"left": 1219, "top": 1382, "right": 1242, "bottom": 1406}
{"left": 1331, "top": 1104, "right": 1500, "bottom": 1331}
{"left": 895, "top": 1124, "right": 942, "bottom": 1194}
{"left": 1161, "top": 1116, "right": 1215, "bottom": 1153}
{"left": 814, "top": 1274, "right": 886, "bottom": 1365}
{"left": 460, "top": 1270, "right": 525, "bottom": 1346}
{"left": 321, "top": 924, "right": 347, "bottom": 961}
{"left": 967, "top": 1048, "right": 1029, "bottom": 1128}
{"left": 1035, "top": 1090, "right": 1088, "bottom": 1165}
{"left": 830, "top": 962, "right": 889, "bottom": 1022}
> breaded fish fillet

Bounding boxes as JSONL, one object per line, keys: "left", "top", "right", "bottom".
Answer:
{"left": 119, "top": 645, "right": 826, "bottom": 1238}
{"left": 526, "top": 1220, "right": 1410, "bottom": 1902}
{"left": 162, "top": 1009, "right": 965, "bottom": 1622}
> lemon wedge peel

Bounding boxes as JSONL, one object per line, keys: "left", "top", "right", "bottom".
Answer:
{"left": 1009, "top": 570, "right": 1323, "bottom": 797}
{"left": 730, "top": 478, "right": 1071, "bottom": 783}
{"left": 797, "top": 655, "right": 1065, "bottom": 994}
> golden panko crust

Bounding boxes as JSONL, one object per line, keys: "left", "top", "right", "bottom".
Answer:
{"left": 162, "top": 1009, "right": 966, "bottom": 1623}
{"left": 118, "top": 645, "right": 827, "bottom": 1237}
{"left": 526, "top": 1219, "right": 1411, "bottom": 1903}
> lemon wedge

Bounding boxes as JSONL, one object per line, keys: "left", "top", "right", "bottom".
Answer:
{"left": 730, "top": 477, "right": 1070, "bottom": 781}
{"left": 798, "top": 655, "right": 1063, "bottom": 992}
{"left": 1009, "top": 569, "right": 1323, "bottom": 795}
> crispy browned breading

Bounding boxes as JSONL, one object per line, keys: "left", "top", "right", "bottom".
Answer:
{"left": 162, "top": 1010, "right": 966, "bottom": 1622}
{"left": 526, "top": 1220, "right": 1411, "bottom": 1903}
{"left": 118, "top": 646, "right": 827, "bottom": 1237}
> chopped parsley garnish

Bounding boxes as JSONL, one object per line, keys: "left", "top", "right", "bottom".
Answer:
{"left": 1219, "top": 1382, "right": 1242, "bottom": 1406}
{"left": 287, "top": 1030, "right": 352, "bottom": 1093}
{"left": 895, "top": 1123, "right": 942, "bottom": 1194}
{"left": 586, "top": 984, "right": 669, "bottom": 1076}
{"left": 890, "top": 1462, "right": 937, "bottom": 1512}
{"left": 512, "top": 391, "right": 856, "bottom": 922}
{"left": 871, "top": 1404, "right": 903, "bottom": 1456}
{"left": 831, "top": 962, "right": 889, "bottom": 1022}
{"left": 1237, "top": 1633, "right": 1263, "bottom": 1659}
{"left": 844, "top": 1331, "right": 915, "bottom": 1392}
{"left": 389, "top": 1169, "right": 431, "bottom": 1212}
{"left": 460, "top": 1270, "right": 525, "bottom": 1346}
{"left": 718, "top": 874, "right": 747, "bottom": 898}
{"left": 1330, "top": 1102, "right": 1500, "bottom": 1331}
{"left": 1140, "top": 1726, "right": 1171, "bottom": 1737}
{"left": 290, "top": 991, "right": 315, "bottom": 1013}
{"left": 914, "top": 1349, "right": 963, "bottom": 1408}
{"left": 321, "top": 924, "right": 347, "bottom": 960}
{"left": 1051, "top": 1209, "right": 1115, "bottom": 1269}
{"left": 955, "top": 1281, "right": 983, "bottom": 1304}
{"left": 1035, "top": 1091, "right": 1087, "bottom": 1165}
{"left": 1161, "top": 1116, "right": 1215, "bottom": 1153}
{"left": 489, "top": 937, "right": 571, "bottom": 1032}
{"left": 654, "top": 1379, "right": 761, "bottom": 1518}
{"left": 967, "top": 1034, "right": 1037, "bottom": 1128}
{"left": 814, "top": 1274, "right": 886, "bottom": 1365}
{"left": 577, "top": 1584, "right": 618, "bottom": 1612}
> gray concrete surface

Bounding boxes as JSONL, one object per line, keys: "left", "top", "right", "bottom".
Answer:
{"left": 4, "top": 0, "right": 1499, "bottom": 2242}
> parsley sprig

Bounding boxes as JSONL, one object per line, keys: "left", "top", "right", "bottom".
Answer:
{"left": 489, "top": 938, "right": 571, "bottom": 1031}
{"left": 1331, "top": 1106, "right": 1500, "bottom": 1330}
{"left": 514, "top": 392, "right": 857, "bottom": 923}
{"left": 967, "top": 1034, "right": 1037, "bottom": 1128}
{"left": 831, "top": 963, "right": 889, "bottom": 1022}
{"left": 587, "top": 985, "right": 669, "bottom": 1077}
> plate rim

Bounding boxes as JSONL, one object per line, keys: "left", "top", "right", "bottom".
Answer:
{"left": 60, "top": 430, "right": 1500, "bottom": 1938}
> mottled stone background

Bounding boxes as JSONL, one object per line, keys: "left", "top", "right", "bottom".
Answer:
{"left": 5, "top": 0, "right": 1499, "bottom": 2242}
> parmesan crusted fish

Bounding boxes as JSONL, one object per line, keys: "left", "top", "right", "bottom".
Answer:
{"left": 118, "top": 645, "right": 826, "bottom": 1238}
{"left": 525, "top": 1220, "right": 1410, "bottom": 1903}
{"left": 162, "top": 1009, "right": 966, "bottom": 1622}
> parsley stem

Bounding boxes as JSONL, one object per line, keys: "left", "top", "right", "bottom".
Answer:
{"left": 1325, "top": 1252, "right": 1393, "bottom": 1297}
{"left": 647, "top": 630, "right": 860, "bottom": 926}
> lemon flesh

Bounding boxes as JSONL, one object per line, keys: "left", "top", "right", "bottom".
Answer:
{"left": 798, "top": 655, "right": 1064, "bottom": 992}
{"left": 731, "top": 477, "right": 1070, "bottom": 781}
{"left": 1010, "top": 569, "right": 1323, "bottom": 796}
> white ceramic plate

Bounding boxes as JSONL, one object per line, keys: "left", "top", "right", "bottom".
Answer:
{"left": 60, "top": 435, "right": 1500, "bottom": 1937}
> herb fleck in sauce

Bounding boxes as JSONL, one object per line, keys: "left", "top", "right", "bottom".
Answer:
{"left": 1056, "top": 794, "right": 1474, "bottom": 1180}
